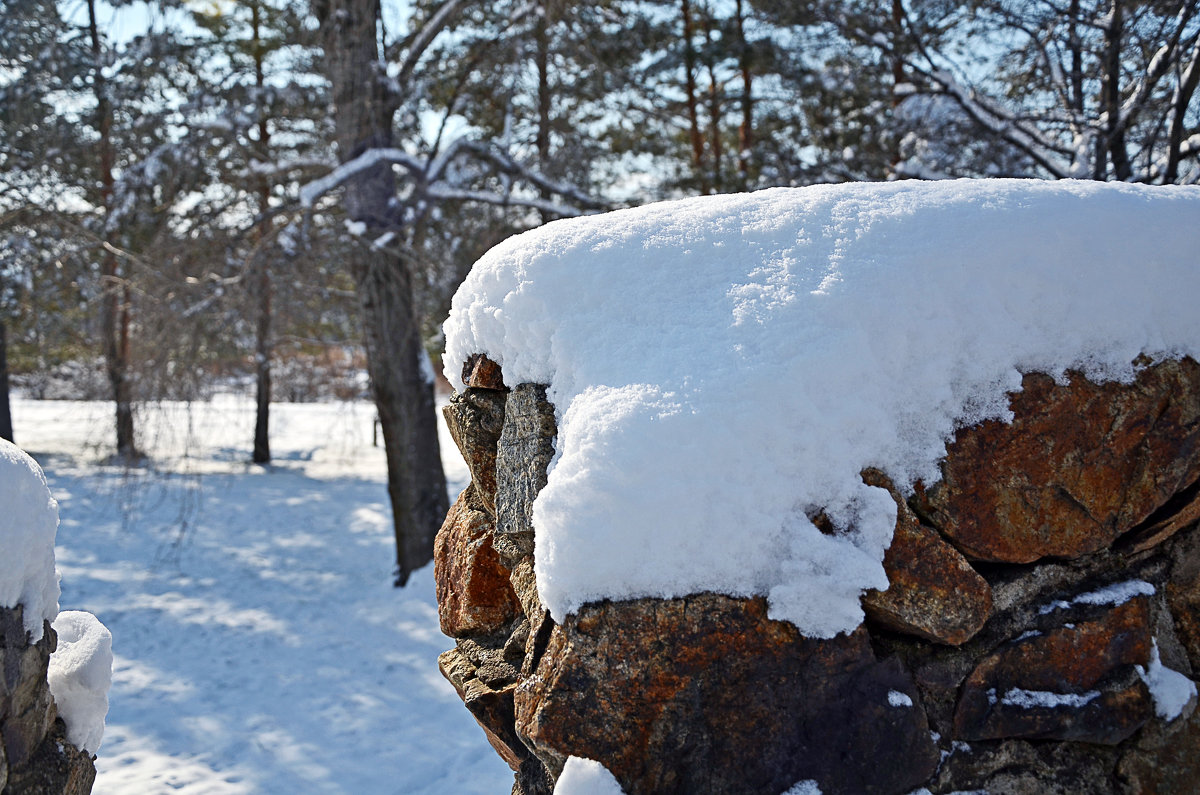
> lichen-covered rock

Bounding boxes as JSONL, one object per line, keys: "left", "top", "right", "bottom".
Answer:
{"left": 861, "top": 472, "right": 992, "bottom": 645}
{"left": 912, "top": 359, "right": 1200, "bottom": 563}
{"left": 494, "top": 384, "right": 556, "bottom": 566}
{"left": 443, "top": 389, "right": 507, "bottom": 516}
{"left": 434, "top": 489, "right": 521, "bottom": 638}
{"left": 514, "top": 594, "right": 939, "bottom": 795}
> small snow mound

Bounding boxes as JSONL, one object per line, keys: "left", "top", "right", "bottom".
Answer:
{"left": 888, "top": 689, "right": 914, "bottom": 707}
{"left": 553, "top": 757, "right": 625, "bottom": 795}
{"left": 48, "top": 610, "right": 113, "bottom": 754}
{"left": 0, "top": 439, "right": 61, "bottom": 640}
{"left": 1138, "top": 641, "right": 1197, "bottom": 721}
{"left": 784, "top": 780, "right": 823, "bottom": 795}
{"left": 444, "top": 180, "right": 1200, "bottom": 639}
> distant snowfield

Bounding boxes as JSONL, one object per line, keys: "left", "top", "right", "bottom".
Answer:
{"left": 13, "top": 396, "right": 511, "bottom": 795}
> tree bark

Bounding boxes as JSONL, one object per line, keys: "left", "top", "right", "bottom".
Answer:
{"left": 316, "top": 0, "right": 448, "bottom": 585}
{"left": 681, "top": 0, "right": 709, "bottom": 192}
{"left": 735, "top": 0, "right": 753, "bottom": 187}
{"left": 252, "top": 1, "right": 272, "bottom": 465}
{"left": 87, "top": 0, "right": 138, "bottom": 460}
{"left": 0, "top": 320, "right": 13, "bottom": 444}
{"left": 535, "top": 0, "right": 555, "bottom": 223}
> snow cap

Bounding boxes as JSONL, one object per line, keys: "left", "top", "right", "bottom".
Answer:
{"left": 0, "top": 439, "right": 61, "bottom": 640}
{"left": 444, "top": 179, "right": 1200, "bottom": 638}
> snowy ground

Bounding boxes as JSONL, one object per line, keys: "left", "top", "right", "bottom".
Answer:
{"left": 11, "top": 395, "right": 513, "bottom": 794}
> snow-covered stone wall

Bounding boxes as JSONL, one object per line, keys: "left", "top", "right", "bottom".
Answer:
{"left": 436, "top": 181, "right": 1200, "bottom": 795}
{"left": 1, "top": 440, "right": 111, "bottom": 793}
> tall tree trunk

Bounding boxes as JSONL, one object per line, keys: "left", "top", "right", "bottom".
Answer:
{"left": 252, "top": 1, "right": 273, "bottom": 464}
{"left": 87, "top": 0, "right": 138, "bottom": 460}
{"left": 0, "top": 320, "right": 13, "bottom": 444}
{"left": 535, "top": 0, "right": 555, "bottom": 222}
{"left": 681, "top": 0, "right": 709, "bottom": 192}
{"left": 316, "top": 0, "right": 448, "bottom": 585}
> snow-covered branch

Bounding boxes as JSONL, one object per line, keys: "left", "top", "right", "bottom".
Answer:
{"left": 392, "top": 0, "right": 468, "bottom": 91}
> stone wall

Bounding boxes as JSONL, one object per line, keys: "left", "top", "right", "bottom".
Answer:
{"left": 1, "top": 607, "right": 96, "bottom": 795}
{"left": 436, "top": 353, "right": 1200, "bottom": 795}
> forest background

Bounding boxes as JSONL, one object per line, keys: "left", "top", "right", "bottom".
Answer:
{"left": 2, "top": 0, "right": 1198, "bottom": 584}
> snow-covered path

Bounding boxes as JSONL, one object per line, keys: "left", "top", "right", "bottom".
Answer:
{"left": 13, "top": 396, "right": 512, "bottom": 794}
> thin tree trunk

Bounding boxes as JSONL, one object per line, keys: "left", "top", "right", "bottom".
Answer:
{"left": 316, "top": 0, "right": 448, "bottom": 585}
{"left": 1068, "top": 0, "right": 1084, "bottom": 114}
{"left": 703, "top": 7, "right": 722, "bottom": 193}
{"left": 0, "top": 320, "right": 13, "bottom": 444}
{"left": 1165, "top": 38, "right": 1200, "bottom": 183}
{"left": 252, "top": 1, "right": 273, "bottom": 464}
{"left": 1096, "top": 0, "right": 1132, "bottom": 180}
{"left": 735, "top": 0, "right": 753, "bottom": 188}
{"left": 87, "top": 0, "right": 138, "bottom": 460}
{"left": 682, "top": 0, "right": 709, "bottom": 192}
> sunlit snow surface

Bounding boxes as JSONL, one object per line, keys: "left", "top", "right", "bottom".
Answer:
{"left": 14, "top": 397, "right": 510, "bottom": 794}
{"left": 444, "top": 179, "right": 1200, "bottom": 637}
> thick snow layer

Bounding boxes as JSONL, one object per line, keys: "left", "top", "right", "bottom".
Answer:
{"left": 443, "top": 179, "right": 1200, "bottom": 638}
{"left": 49, "top": 610, "right": 113, "bottom": 754}
{"left": 0, "top": 439, "right": 60, "bottom": 640}
{"left": 554, "top": 757, "right": 625, "bottom": 795}
{"left": 1138, "top": 641, "right": 1197, "bottom": 721}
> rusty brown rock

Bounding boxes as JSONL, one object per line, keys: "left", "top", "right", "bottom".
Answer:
{"left": 462, "top": 354, "right": 506, "bottom": 391}
{"left": 953, "top": 595, "right": 1155, "bottom": 744}
{"left": 514, "top": 593, "right": 938, "bottom": 795}
{"left": 912, "top": 358, "right": 1200, "bottom": 563}
{"left": 434, "top": 489, "right": 521, "bottom": 638}
{"left": 861, "top": 472, "right": 992, "bottom": 645}
{"left": 439, "top": 648, "right": 527, "bottom": 772}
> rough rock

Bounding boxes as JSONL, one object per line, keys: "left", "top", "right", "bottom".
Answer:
{"left": 494, "top": 384, "right": 556, "bottom": 567}
{"left": 442, "top": 388, "right": 507, "bottom": 515}
{"left": 462, "top": 354, "right": 506, "bottom": 391}
{"left": 912, "top": 359, "right": 1200, "bottom": 562}
{"left": 1167, "top": 526, "right": 1200, "bottom": 671}
{"left": 929, "top": 738, "right": 1123, "bottom": 794}
{"left": 861, "top": 471, "right": 992, "bottom": 645}
{"left": 434, "top": 488, "right": 521, "bottom": 638}
{"left": 1117, "top": 699, "right": 1200, "bottom": 793}
{"left": 514, "top": 594, "right": 939, "bottom": 795}
{"left": 436, "top": 354, "right": 1200, "bottom": 795}
{"left": 953, "top": 595, "right": 1154, "bottom": 744}
{"left": 438, "top": 648, "right": 526, "bottom": 772}
{"left": 1, "top": 606, "right": 97, "bottom": 794}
